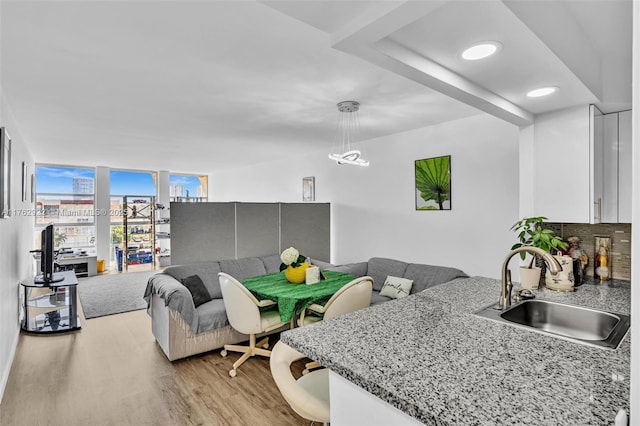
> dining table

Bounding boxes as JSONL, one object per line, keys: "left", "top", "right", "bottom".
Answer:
{"left": 242, "top": 270, "right": 355, "bottom": 326}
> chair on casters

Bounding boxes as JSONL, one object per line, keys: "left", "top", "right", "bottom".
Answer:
{"left": 298, "top": 276, "right": 373, "bottom": 374}
{"left": 270, "top": 340, "right": 330, "bottom": 425}
{"left": 218, "top": 272, "right": 288, "bottom": 377}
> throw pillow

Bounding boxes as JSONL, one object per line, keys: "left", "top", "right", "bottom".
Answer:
{"left": 181, "top": 274, "right": 212, "bottom": 307}
{"left": 379, "top": 275, "right": 413, "bottom": 299}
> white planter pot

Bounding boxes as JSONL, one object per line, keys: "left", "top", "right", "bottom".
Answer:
{"left": 520, "top": 266, "right": 542, "bottom": 290}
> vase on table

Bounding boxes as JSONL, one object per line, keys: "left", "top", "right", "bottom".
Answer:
{"left": 285, "top": 264, "right": 309, "bottom": 284}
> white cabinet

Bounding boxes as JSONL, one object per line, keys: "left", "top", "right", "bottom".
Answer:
{"left": 601, "top": 113, "right": 618, "bottom": 222}
{"left": 600, "top": 110, "right": 632, "bottom": 223}
{"left": 592, "top": 106, "right": 604, "bottom": 223}
{"left": 532, "top": 105, "right": 631, "bottom": 224}
{"left": 618, "top": 110, "right": 632, "bottom": 222}
{"left": 533, "top": 105, "right": 594, "bottom": 223}
{"left": 329, "top": 371, "right": 422, "bottom": 425}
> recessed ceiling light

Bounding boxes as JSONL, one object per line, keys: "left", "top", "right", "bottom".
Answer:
{"left": 526, "top": 86, "right": 559, "bottom": 98}
{"left": 461, "top": 41, "right": 502, "bottom": 60}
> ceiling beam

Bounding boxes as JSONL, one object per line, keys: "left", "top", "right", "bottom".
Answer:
{"left": 374, "top": 39, "right": 534, "bottom": 127}
{"left": 331, "top": 1, "right": 446, "bottom": 49}
{"left": 331, "top": 0, "right": 534, "bottom": 126}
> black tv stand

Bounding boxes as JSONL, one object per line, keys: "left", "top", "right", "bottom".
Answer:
{"left": 33, "top": 272, "right": 65, "bottom": 284}
{"left": 21, "top": 270, "right": 81, "bottom": 333}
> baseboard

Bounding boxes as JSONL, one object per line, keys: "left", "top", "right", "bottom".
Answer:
{"left": 0, "top": 328, "right": 19, "bottom": 405}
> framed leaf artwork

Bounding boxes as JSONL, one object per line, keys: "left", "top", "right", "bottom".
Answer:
{"left": 415, "top": 155, "right": 451, "bottom": 210}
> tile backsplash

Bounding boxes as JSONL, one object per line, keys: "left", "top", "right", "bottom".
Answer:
{"left": 546, "top": 223, "right": 631, "bottom": 281}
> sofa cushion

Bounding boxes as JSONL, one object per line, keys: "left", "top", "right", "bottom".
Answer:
{"left": 260, "top": 254, "right": 283, "bottom": 273}
{"left": 379, "top": 276, "right": 413, "bottom": 299}
{"left": 164, "top": 262, "right": 223, "bottom": 299}
{"left": 370, "top": 290, "right": 393, "bottom": 306}
{"left": 194, "top": 298, "right": 230, "bottom": 332}
{"left": 367, "top": 258, "right": 409, "bottom": 291}
{"left": 327, "top": 262, "right": 368, "bottom": 277}
{"left": 404, "top": 263, "right": 469, "bottom": 294}
{"left": 219, "top": 257, "right": 267, "bottom": 282}
{"left": 180, "top": 274, "right": 212, "bottom": 307}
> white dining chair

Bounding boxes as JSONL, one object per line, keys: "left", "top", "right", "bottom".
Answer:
{"left": 218, "top": 272, "right": 288, "bottom": 377}
{"left": 298, "top": 275, "right": 373, "bottom": 326}
{"left": 298, "top": 276, "right": 373, "bottom": 374}
{"left": 270, "top": 340, "right": 330, "bottom": 425}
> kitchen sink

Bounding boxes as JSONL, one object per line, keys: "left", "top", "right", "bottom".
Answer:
{"left": 475, "top": 299, "right": 630, "bottom": 349}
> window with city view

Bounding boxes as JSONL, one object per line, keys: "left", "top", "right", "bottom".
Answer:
{"left": 170, "top": 174, "right": 208, "bottom": 203}
{"left": 35, "top": 165, "right": 96, "bottom": 250}
{"left": 110, "top": 169, "right": 157, "bottom": 267}
{"left": 34, "top": 167, "right": 207, "bottom": 264}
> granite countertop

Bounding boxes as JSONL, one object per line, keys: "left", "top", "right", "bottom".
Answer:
{"left": 279, "top": 276, "right": 630, "bottom": 425}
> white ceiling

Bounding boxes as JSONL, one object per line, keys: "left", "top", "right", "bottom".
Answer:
{"left": 0, "top": 1, "right": 632, "bottom": 173}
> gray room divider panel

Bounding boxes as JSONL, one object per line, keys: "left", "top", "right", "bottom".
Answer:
{"left": 280, "top": 203, "right": 330, "bottom": 263}
{"left": 171, "top": 202, "right": 236, "bottom": 265}
{"left": 236, "top": 203, "right": 280, "bottom": 259}
{"left": 170, "top": 202, "right": 330, "bottom": 266}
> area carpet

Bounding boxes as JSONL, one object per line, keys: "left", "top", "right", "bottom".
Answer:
{"left": 77, "top": 270, "right": 158, "bottom": 319}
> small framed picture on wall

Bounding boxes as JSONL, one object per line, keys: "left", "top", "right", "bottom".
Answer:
{"left": 22, "top": 162, "right": 28, "bottom": 202}
{"left": 302, "top": 176, "right": 315, "bottom": 202}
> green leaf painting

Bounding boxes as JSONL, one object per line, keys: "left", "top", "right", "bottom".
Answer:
{"left": 415, "top": 156, "right": 451, "bottom": 210}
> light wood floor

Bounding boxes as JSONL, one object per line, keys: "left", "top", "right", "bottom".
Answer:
{"left": 0, "top": 304, "right": 309, "bottom": 426}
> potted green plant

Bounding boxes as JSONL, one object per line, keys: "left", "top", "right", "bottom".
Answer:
{"left": 510, "top": 216, "right": 568, "bottom": 288}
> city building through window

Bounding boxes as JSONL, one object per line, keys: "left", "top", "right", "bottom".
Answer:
{"left": 169, "top": 174, "right": 208, "bottom": 203}
{"left": 35, "top": 165, "right": 97, "bottom": 251}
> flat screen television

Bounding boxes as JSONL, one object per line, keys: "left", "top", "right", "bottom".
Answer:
{"left": 33, "top": 224, "right": 64, "bottom": 284}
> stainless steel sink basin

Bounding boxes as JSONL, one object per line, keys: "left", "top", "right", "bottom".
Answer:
{"left": 475, "top": 299, "right": 630, "bottom": 349}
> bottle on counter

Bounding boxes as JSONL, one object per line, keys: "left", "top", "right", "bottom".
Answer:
{"left": 594, "top": 236, "right": 611, "bottom": 281}
{"left": 567, "top": 236, "right": 588, "bottom": 286}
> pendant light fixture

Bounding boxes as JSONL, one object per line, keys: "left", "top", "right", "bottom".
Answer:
{"left": 328, "top": 100, "right": 369, "bottom": 166}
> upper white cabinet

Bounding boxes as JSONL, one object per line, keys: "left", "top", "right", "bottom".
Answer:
{"left": 601, "top": 112, "right": 618, "bottom": 222}
{"left": 599, "top": 110, "right": 632, "bottom": 223}
{"left": 531, "top": 105, "right": 631, "bottom": 224}
{"left": 592, "top": 106, "right": 604, "bottom": 223}
{"left": 615, "top": 110, "right": 632, "bottom": 223}
{"left": 533, "top": 105, "right": 593, "bottom": 223}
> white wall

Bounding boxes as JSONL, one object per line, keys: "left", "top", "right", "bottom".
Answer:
{"left": 0, "top": 92, "right": 36, "bottom": 402}
{"left": 212, "top": 113, "right": 519, "bottom": 279}
{"left": 518, "top": 124, "right": 535, "bottom": 217}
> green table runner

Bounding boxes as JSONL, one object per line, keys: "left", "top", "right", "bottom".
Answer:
{"left": 243, "top": 270, "right": 355, "bottom": 323}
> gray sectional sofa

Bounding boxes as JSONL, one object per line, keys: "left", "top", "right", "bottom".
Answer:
{"left": 144, "top": 254, "right": 467, "bottom": 361}
{"left": 330, "top": 257, "right": 469, "bottom": 305}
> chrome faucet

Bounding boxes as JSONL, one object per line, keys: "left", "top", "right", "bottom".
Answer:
{"left": 498, "top": 247, "right": 562, "bottom": 310}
